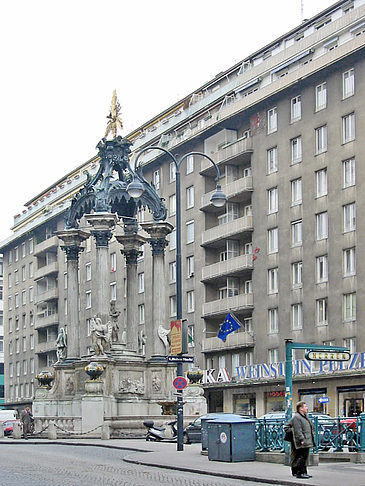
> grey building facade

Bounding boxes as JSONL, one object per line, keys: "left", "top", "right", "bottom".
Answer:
{"left": 2, "top": 0, "right": 365, "bottom": 418}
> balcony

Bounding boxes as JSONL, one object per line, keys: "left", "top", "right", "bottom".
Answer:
{"left": 202, "top": 330, "right": 255, "bottom": 353}
{"left": 34, "top": 261, "right": 59, "bottom": 281}
{"left": 35, "top": 313, "right": 59, "bottom": 330}
{"left": 35, "top": 340, "right": 57, "bottom": 355}
{"left": 202, "top": 254, "right": 253, "bottom": 282}
{"left": 202, "top": 216, "right": 253, "bottom": 247}
{"left": 200, "top": 137, "right": 253, "bottom": 174}
{"left": 201, "top": 176, "right": 253, "bottom": 211}
{"left": 34, "top": 236, "right": 59, "bottom": 256}
{"left": 202, "top": 293, "right": 253, "bottom": 318}
{"left": 35, "top": 288, "right": 58, "bottom": 304}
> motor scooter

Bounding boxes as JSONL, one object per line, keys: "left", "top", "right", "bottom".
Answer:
{"left": 143, "top": 420, "right": 177, "bottom": 441}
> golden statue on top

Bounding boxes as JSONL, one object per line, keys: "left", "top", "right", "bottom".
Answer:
{"left": 105, "top": 90, "right": 123, "bottom": 139}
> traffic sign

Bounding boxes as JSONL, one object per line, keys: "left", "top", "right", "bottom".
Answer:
{"left": 318, "top": 397, "right": 330, "bottom": 404}
{"left": 305, "top": 350, "right": 351, "bottom": 361}
{"left": 173, "top": 376, "right": 188, "bottom": 390}
{"left": 168, "top": 355, "right": 194, "bottom": 363}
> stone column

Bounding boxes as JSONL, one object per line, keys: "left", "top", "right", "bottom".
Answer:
{"left": 85, "top": 213, "right": 118, "bottom": 323}
{"left": 56, "top": 229, "right": 89, "bottom": 360}
{"left": 141, "top": 222, "right": 173, "bottom": 361}
{"left": 116, "top": 234, "right": 146, "bottom": 352}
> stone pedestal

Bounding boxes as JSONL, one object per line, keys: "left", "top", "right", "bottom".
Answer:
{"left": 183, "top": 384, "right": 207, "bottom": 417}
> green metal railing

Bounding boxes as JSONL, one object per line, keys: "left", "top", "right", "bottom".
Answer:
{"left": 255, "top": 414, "right": 365, "bottom": 453}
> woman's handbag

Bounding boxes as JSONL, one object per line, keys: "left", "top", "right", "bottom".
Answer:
{"left": 283, "top": 424, "right": 293, "bottom": 442}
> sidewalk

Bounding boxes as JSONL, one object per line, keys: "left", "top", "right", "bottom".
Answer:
{"left": 2, "top": 437, "right": 365, "bottom": 486}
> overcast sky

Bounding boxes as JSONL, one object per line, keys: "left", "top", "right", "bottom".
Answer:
{"left": 0, "top": 0, "right": 336, "bottom": 241}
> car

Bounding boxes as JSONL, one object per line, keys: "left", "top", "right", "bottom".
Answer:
{"left": 2, "top": 419, "right": 21, "bottom": 436}
{"left": 184, "top": 413, "right": 248, "bottom": 444}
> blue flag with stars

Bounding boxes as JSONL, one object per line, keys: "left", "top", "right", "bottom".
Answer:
{"left": 218, "top": 312, "right": 241, "bottom": 342}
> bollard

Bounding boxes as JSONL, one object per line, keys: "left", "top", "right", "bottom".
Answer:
{"left": 101, "top": 424, "right": 110, "bottom": 440}
{"left": 47, "top": 422, "right": 57, "bottom": 440}
{"left": 0, "top": 424, "right": 4, "bottom": 438}
{"left": 12, "top": 421, "right": 22, "bottom": 439}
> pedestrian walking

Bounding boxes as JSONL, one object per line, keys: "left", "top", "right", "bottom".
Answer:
{"left": 20, "top": 407, "right": 33, "bottom": 440}
{"left": 289, "top": 401, "right": 315, "bottom": 479}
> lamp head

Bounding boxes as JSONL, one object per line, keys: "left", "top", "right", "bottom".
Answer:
{"left": 127, "top": 177, "right": 144, "bottom": 198}
{"left": 210, "top": 184, "right": 227, "bottom": 208}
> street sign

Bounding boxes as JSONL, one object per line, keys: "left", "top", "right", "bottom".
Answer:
{"left": 170, "top": 320, "right": 182, "bottom": 355}
{"left": 305, "top": 350, "right": 351, "bottom": 361}
{"left": 168, "top": 355, "right": 194, "bottom": 363}
{"left": 173, "top": 376, "right": 188, "bottom": 390}
{"left": 318, "top": 397, "right": 330, "bottom": 404}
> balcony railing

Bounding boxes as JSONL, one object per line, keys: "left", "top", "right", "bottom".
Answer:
{"left": 201, "top": 137, "right": 253, "bottom": 173}
{"left": 201, "top": 176, "right": 253, "bottom": 210}
{"left": 202, "top": 254, "right": 253, "bottom": 282}
{"left": 202, "top": 293, "right": 253, "bottom": 317}
{"left": 202, "top": 216, "right": 253, "bottom": 247}
{"left": 35, "top": 287, "right": 58, "bottom": 304}
{"left": 34, "top": 236, "right": 59, "bottom": 256}
{"left": 202, "top": 330, "right": 255, "bottom": 352}
{"left": 34, "top": 261, "right": 59, "bottom": 281}
{"left": 35, "top": 312, "right": 59, "bottom": 330}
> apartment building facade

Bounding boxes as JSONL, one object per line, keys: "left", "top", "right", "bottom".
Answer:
{"left": 1, "top": 0, "right": 365, "bottom": 417}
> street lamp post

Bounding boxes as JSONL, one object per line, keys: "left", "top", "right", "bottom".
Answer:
{"left": 128, "top": 146, "right": 226, "bottom": 452}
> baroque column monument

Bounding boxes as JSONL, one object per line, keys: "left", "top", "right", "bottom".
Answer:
{"left": 32, "top": 92, "right": 180, "bottom": 437}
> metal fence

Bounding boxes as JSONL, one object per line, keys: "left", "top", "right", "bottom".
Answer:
{"left": 255, "top": 414, "right": 365, "bottom": 453}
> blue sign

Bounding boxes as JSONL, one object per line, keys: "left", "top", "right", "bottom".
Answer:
{"left": 318, "top": 397, "right": 330, "bottom": 404}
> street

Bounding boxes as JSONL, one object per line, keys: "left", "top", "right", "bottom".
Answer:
{"left": 0, "top": 444, "right": 279, "bottom": 486}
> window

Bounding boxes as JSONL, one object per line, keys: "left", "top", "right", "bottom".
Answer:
{"left": 16, "top": 361, "right": 20, "bottom": 376}
{"left": 29, "top": 261, "right": 33, "bottom": 278}
{"left": 110, "top": 282, "right": 116, "bottom": 301}
{"left": 15, "top": 293, "right": 19, "bottom": 308}
{"left": 269, "top": 348, "right": 279, "bottom": 364}
{"left": 64, "top": 298, "right": 68, "bottom": 315}
{"left": 343, "top": 248, "right": 356, "bottom": 276}
{"left": 170, "top": 162, "right": 176, "bottom": 182}
{"left": 14, "top": 247, "right": 19, "bottom": 262}
{"left": 86, "top": 238, "right": 91, "bottom": 252}
{"left": 170, "top": 295, "right": 177, "bottom": 317}
{"left": 292, "top": 262, "right": 302, "bottom": 288}
{"left": 315, "top": 125, "right": 327, "bottom": 154}
{"left": 291, "top": 178, "right": 302, "bottom": 206}
{"left": 244, "top": 242, "right": 253, "bottom": 255}
{"left": 8, "top": 250, "right": 12, "bottom": 264}
{"left": 268, "top": 308, "right": 279, "bottom": 333}
{"left": 243, "top": 317, "right": 252, "bottom": 332}
{"left": 244, "top": 280, "right": 252, "bottom": 294}
{"left": 291, "top": 220, "right": 302, "bottom": 246}
{"left": 14, "top": 269, "right": 19, "bottom": 285}
{"left": 343, "top": 293, "right": 356, "bottom": 322}
{"left": 268, "top": 187, "right": 278, "bottom": 213}
{"left": 316, "top": 212, "right": 328, "bottom": 240}
{"left": 231, "top": 353, "right": 240, "bottom": 376}
{"left": 86, "top": 263, "right": 91, "bottom": 281}
{"left": 186, "top": 155, "right": 194, "bottom": 174}
{"left": 28, "top": 238, "right": 34, "bottom": 254}
{"left": 9, "top": 341, "right": 13, "bottom": 355}
{"left": 15, "top": 338, "right": 19, "bottom": 353}
{"left": 343, "top": 337, "right": 356, "bottom": 354}
{"left": 186, "top": 186, "right": 194, "bottom": 209}
{"left": 268, "top": 268, "right": 278, "bottom": 294}
{"left": 268, "top": 228, "right": 278, "bottom": 254}
{"left": 8, "top": 296, "right": 12, "bottom": 311}
{"left": 291, "top": 95, "right": 301, "bottom": 122}
{"left": 8, "top": 317, "right": 12, "bottom": 333}
{"left": 138, "top": 273, "right": 144, "bottom": 293}
{"left": 22, "top": 336, "right": 26, "bottom": 352}
{"left": 220, "top": 240, "right": 239, "bottom": 262}
{"left": 343, "top": 158, "right": 355, "bottom": 188}
{"left": 291, "top": 136, "right": 302, "bottom": 164}
{"left": 9, "top": 363, "right": 13, "bottom": 378}
{"left": 267, "top": 147, "right": 278, "bottom": 174}
{"left": 170, "top": 230, "right": 176, "bottom": 250}
{"left": 315, "top": 82, "right": 327, "bottom": 111}
{"left": 218, "top": 355, "right": 226, "bottom": 369}
{"left": 187, "top": 290, "right": 195, "bottom": 312}
{"left": 187, "top": 256, "right": 194, "bottom": 277}
{"left": 188, "top": 325, "right": 194, "bottom": 347}
{"left": 86, "top": 291, "right": 91, "bottom": 309}
{"left": 169, "top": 194, "right": 176, "bottom": 216}
{"left": 22, "top": 290, "right": 26, "bottom": 306}
{"left": 316, "top": 255, "right": 328, "bottom": 283}
{"left": 218, "top": 203, "right": 239, "bottom": 225}
{"left": 316, "top": 298, "right": 328, "bottom": 325}
{"left": 8, "top": 273, "right": 11, "bottom": 288}
{"left": 30, "top": 358, "right": 34, "bottom": 374}
{"left": 15, "top": 316, "right": 19, "bottom": 331}
{"left": 316, "top": 169, "right": 327, "bottom": 197}
{"left": 342, "top": 113, "right": 355, "bottom": 143}
{"left": 138, "top": 304, "right": 145, "bottom": 324}
{"left": 169, "top": 261, "right": 176, "bottom": 282}
{"left": 22, "top": 266, "right": 26, "bottom": 281}
{"left": 343, "top": 203, "right": 356, "bottom": 232}
{"left": 21, "top": 242, "right": 26, "bottom": 258}
{"left": 29, "top": 286, "right": 34, "bottom": 302}
{"left": 110, "top": 253, "right": 116, "bottom": 272}
{"left": 292, "top": 303, "right": 303, "bottom": 330}
{"left": 343, "top": 68, "right": 354, "bottom": 98}
{"left": 186, "top": 221, "right": 194, "bottom": 244}
{"left": 153, "top": 169, "right": 160, "bottom": 190}
{"left": 267, "top": 107, "right": 277, "bottom": 133}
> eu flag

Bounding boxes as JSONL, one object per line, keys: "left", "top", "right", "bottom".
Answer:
{"left": 217, "top": 313, "right": 241, "bottom": 342}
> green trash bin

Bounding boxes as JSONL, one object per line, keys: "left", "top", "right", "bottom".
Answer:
{"left": 207, "top": 416, "right": 256, "bottom": 462}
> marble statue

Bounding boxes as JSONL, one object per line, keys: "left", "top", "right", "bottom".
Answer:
{"left": 109, "top": 300, "right": 121, "bottom": 343}
{"left": 158, "top": 325, "right": 170, "bottom": 353}
{"left": 56, "top": 327, "right": 67, "bottom": 362}
{"left": 90, "top": 316, "right": 112, "bottom": 355}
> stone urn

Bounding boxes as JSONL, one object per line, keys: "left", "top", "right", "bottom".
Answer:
{"left": 36, "top": 371, "right": 55, "bottom": 389}
{"left": 85, "top": 362, "right": 104, "bottom": 381}
{"left": 186, "top": 368, "right": 203, "bottom": 384}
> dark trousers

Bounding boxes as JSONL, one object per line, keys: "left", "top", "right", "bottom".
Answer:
{"left": 290, "top": 445, "right": 310, "bottom": 476}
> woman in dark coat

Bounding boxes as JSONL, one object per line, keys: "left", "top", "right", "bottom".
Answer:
{"left": 289, "top": 401, "right": 315, "bottom": 479}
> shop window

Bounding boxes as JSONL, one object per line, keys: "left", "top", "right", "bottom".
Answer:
{"left": 299, "top": 388, "right": 327, "bottom": 413}
{"left": 265, "top": 390, "right": 285, "bottom": 413}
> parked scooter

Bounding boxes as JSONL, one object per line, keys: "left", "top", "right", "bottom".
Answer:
{"left": 143, "top": 420, "right": 177, "bottom": 442}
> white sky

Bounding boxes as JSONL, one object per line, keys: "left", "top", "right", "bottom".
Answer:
{"left": 0, "top": 0, "right": 336, "bottom": 241}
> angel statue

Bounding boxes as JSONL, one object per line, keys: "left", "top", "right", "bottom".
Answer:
{"left": 158, "top": 325, "right": 170, "bottom": 353}
{"left": 55, "top": 327, "right": 67, "bottom": 363}
{"left": 90, "top": 316, "right": 112, "bottom": 356}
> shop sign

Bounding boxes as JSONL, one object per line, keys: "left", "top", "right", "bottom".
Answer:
{"left": 305, "top": 351, "right": 351, "bottom": 361}
{"left": 170, "top": 320, "right": 182, "bottom": 355}
{"left": 318, "top": 397, "right": 330, "bottom": 403}
{"left": 202, "top": 352, "right": 365, "bottom": 384}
